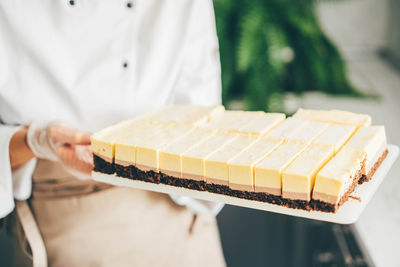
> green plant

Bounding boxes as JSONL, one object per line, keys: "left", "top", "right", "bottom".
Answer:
{"left": 214, "top": 0, "right": 361, "bottom": 112}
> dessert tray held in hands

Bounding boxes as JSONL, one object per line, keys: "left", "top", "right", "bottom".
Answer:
{"left": 91, "top": 105, "right": 399, "bottom": 224}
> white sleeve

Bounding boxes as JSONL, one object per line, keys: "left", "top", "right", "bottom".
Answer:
{"left": 171, "top": 0, "right": 222, "bottom": 106}
{"left": 0, "top": 124, "right": 36, "bottom": 218}
{"left": 169, "top": 0, "right": 224, "bottom": 215}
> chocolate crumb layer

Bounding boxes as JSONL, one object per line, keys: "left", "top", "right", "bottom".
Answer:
{"left": 113, "top": 163, "right": 338, "bottom": 213}
{"left": 93, "top": 154, "right": 115, "bottom": 174}
{"left": 358, "top": 149, "right": 388, "bottom": 184}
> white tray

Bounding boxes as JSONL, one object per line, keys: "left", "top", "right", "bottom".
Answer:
{"left": 92, "top": 144, "right": 399, "bottom": 224}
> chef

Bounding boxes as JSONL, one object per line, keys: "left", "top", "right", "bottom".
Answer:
{"left": 0, "top": 1, "right": 225, "bottom": 266}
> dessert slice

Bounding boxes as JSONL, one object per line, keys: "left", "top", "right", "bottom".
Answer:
{"left": 287, "top": 121, "right": 330, "bottom": 144}
{"left": 135, "top": 124, "right": 195, "bottom": 172}
{"left": 313, "top": 147, "right": 366, "bottom": 210}
{"left": 91, "top": 118, "right": 150, "bottom": 173}
{"left": 114, "top": 123, "right": 172, "bottom": 171}
{"left": 312, "top": 124, "right": 356, "bottom": 153}
{"left": 205, "top": 133, "right": 260, "bottom": 186}
{"left": 344, "top": 126, "right": 387, "bottom": 183}
{"left": 159, "top": 128, "right": 216, "bottom": 178}
{"left": 238, "top": 113, "right": 285, "bottom": 136}
{"left": 145, "top": 105, "right": 225, "bottom": 126}
{"left": 282, "top": 144, "right": 334, "bottom": 201}
{"left": 181, "top": 131, "right": 237, "bottom": 181}
{"left": 266, "top": 118, "right": 309, "bottom": 139}
{"left": 203, "top": 110, "right": 264, "bottom": 132}
{"left": 293, "top": 108, "right": 371, "bottom": 128}
{"left": 228, "top": 137, "right": 284, "bottom": 191}
{"left": 254, "top": 140, "right": 308, "bottom": 196}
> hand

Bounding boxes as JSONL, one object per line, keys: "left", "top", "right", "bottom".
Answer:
{"left": 27, "top": 121, "right": 94, "bottom": 179}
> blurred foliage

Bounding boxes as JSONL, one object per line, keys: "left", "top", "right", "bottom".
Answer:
{"left": 214, "top": 0, "right": 362, "bottom": 112}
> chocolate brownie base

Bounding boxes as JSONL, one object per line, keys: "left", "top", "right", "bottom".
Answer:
{"left": 113, "top": 163, "right": 337, "bottom": 213}
{"left": 358, "top": 149, "right": 388, "bottom": 184}
{"left": 93, "top": 154, "right": 115, "bottom": 174}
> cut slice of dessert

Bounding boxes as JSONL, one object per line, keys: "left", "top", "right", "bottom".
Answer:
{"left": 237, "top": 113, "right": 285, "bottom": 136}
{"left": 293, "top": 108, "right": 371, "bottom": 128}
{"left": 159, "top": 128, "right": 217, "bottom": 178}
{"left": 91, "top": 118, "right": 151, "bottom": 174}
{"left": 135, "top": 124, "right": 195, "bottom": 172}
{"left": 312, "top": 147, "right": 366, "bottom": 210}
{"left": 282, "top": 144, "right": 334, "bottom": 201}
{"left": 228, "top": 137, "right": 284, "bottom": 191}
{"left": 203, "top": 110, "right": 264, "bottom": 132}
{"left": 254, "top": 140, "right": 308, "bottom": 196}
{"left": 266, "top": 118, "right": 309, "bottom": 139}
{"left": 205, "top": 133, "right": 260, "bottom": 186}
{"left": 344, "top": 126, "right": 387, "bottom": 183}
{"left": 113, "top": 123, "right": 172, "bottom": 173}
{"left": 312, "top": 124, "right": 357, "bottom": 153}
{"left": 287, "top": 121, "right": 330, "bottom": 144}
{"left": 145, "top": 105, "right": 225, "bottom": 126}
{"left": 181, "top": 131, "right": 237, "bottom": 181}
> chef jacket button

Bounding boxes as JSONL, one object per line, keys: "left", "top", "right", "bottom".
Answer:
{"left": 69, "top": 0, "right": 75, "bottom": 6}
{"left": 126, "top": 1, "right": 133, "bottom": 8}
{"left": 123, "top": 62, "right": 128, "bottom": 68}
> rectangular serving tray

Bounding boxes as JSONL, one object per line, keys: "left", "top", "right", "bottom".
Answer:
{"left": 92, "top": 144, "right": 399, "bottom": 224}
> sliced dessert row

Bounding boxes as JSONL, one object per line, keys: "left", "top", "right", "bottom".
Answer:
{"left": 91, "top": 105, "right": 387, "bottom": 212}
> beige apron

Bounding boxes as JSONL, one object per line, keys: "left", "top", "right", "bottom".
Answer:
{"left": 10, "top": 160, "right": 225, "bottom": 267}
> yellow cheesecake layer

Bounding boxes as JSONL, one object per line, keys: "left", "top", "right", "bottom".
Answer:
{"left": 312, "top": 124, "right": 356, "bottom": 153}
{"left": 344, "top": 126, "right": 387, "bottom": 175}
{"left": 254, "top": 140, "right": 308, "bottom": 196}
{"left": 145, "top": 105, "right": 225, "bottom": 126}
{"left": 266, "top": 118, "right": 308, "bottom": 139}
{"left": 293, "top": 108, "right": 371, "bottom": 128}
{"left": 238, "top": 113, "right": 285, "bottom": 136}
{"left": 282, "top": 144, "right": 334, "bottom": 201}
{"left": 135, "top": 124, "right": 195, "bottom": 171}
{"left": 205, "top": 134, "right": 260, "bottom": 186}
{"left": 204, "top": 110, "right": 264, "bottom": 132}
{"left": 287, "top": 121, "right": 330, "bottom": 144}
{"left": 313, "top": 147, "right": 365, "bottom": 204}
{"left": 91, "top": 118, "right": 149, "bottom": 162}
{"left": 114, "top": 123, "right": 172, "bottom": 166}
{"left": 181, "top": 131, "right": 237, "bottom": 181}
{"left": 228, "top": 137, "right": 284, "bottom": 191}
{"left": 159, "top": 128, "right": 216, "bottom": 178}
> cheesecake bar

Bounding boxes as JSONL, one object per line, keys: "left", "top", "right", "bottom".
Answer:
{"left": 92, "top": 106, "right": 389, "bottom": 214}
{"left": 205, "top": 133, "right": 260, "bottom": 186}
{"left": 282, "top": 144, "right": 334, "bottom": 201}
{"left": 91, "top": 118, "right": 150, "bottom": 173}
{"left": 181, "top": 131, "right": 237, "bottom": 181}
{"left": 344, "top": 126, "right": 388, "bottom": 183}
{"left": 228, "top": 137, "right": 283, "bottom": 191}
{"left": 146, "top": 105, "right": 225, "bottom": 126}
{"left": 287, "top": 121, "right": 330, "bottom": 144}
{"left": 266, "top": 118, "right": 308, "bottom": 139}
{"left": 135, "top": 124, "right": 195, "bottom": 171}
{"left": 293, "top": 108, "right": 371, "bottom": 128}
{"left": 254, "top": 140, "right": 308, "bottom": 196}
{"left": 313, "top": 147, "right": 365, "bottom": 209}
{"left": 236, "top": 113, "right": 285, "bottom": 136}
{"left": 114, "top": 123, "right": 172, "bottom": 169}
{"left": 203, "top": 110, "right": 264, "bottom": 132}
{"left": 159, "top": 128, "right": 216, "bottom": 178}
{"left": 312, "top": 124, "right": 357, "bottom": 153}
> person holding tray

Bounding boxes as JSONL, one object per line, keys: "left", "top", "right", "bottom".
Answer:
{"left": 0, "top": 1, "right": 225, "bottom": 266}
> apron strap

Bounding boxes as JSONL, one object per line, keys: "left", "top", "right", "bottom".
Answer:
{"left": 16, "top": 201, "right": 48, "bottom": 267}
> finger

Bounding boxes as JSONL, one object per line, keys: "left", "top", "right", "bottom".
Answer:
{"left": 57, "top": 145, "right": 94, "bottom": 175}
{"left": 50, "top": 122, "right": 92, "bottom": 146}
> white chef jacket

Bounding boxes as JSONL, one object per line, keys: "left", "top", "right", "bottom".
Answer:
{"left": 0, "top": 0, "right": 223, "bottom": 218}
